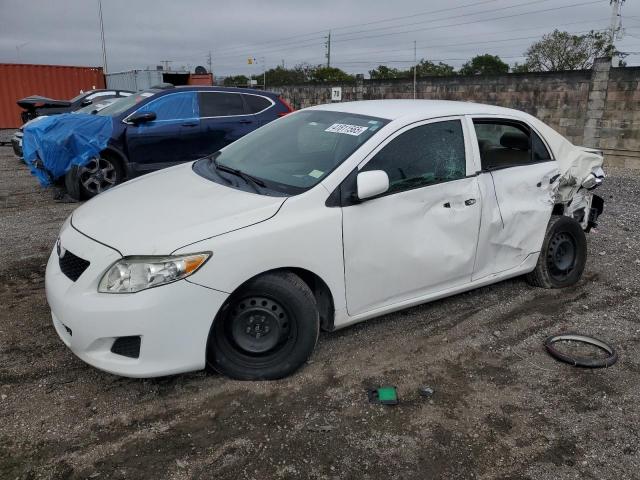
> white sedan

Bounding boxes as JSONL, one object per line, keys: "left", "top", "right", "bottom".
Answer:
{"left": 45, "top": 100, "right": 605, "bottom": 380}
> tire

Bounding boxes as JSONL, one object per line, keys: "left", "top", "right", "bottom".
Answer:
{"left": 207, "top": 271, "right": 319, "bottom": 380}
{"left": 526, "top": 215, "right": 587, "bottom": 289}
{"left": 65, "top": 152, "right": 124, "bottom": 200}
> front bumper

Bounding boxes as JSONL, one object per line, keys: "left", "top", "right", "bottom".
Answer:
{"left": 45, "top": 222, "right": 228, "bottom": 378}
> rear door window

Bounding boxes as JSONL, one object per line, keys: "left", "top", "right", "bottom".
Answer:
{"left": 199, "top": 92, "right": 246, "bottom": 117}
{"left": 473, "top": 120, "right": 553, "bottom": 170}
{"left": 243, "top": 94, "right": 273, "bottom": 114}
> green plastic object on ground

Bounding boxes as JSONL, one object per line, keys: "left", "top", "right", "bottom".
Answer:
{"left": 368, "top": 386, "right": 399, "bottom": 405}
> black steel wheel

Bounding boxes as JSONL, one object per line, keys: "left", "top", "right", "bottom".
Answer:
{"left": 208, "top": 271, "right": 319, "bottom": 380}
{"left": 546, "top": 231, "right": 577, "bottom": 282}
{"left": 65, "top": 153, "right": 124, "bottom": 200}
{"left": 526, "top": 215, "right": 587, "bottom": 289}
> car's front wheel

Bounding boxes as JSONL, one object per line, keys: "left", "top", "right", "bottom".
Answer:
{"left": 526, "top": 215, "right": 587, "bottom": 288}
{"left": 65, "top": 153, "right": 124, "bottom": 200}
{"left": 208, "top": 271, "right": 319, "bottom": 380}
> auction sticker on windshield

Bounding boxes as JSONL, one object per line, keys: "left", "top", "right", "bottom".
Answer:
{"left": 325, "top": 123, "right": 369, "bottom": 136}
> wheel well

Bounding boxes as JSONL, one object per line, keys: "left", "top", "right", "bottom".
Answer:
{"left": 552, "top": 203, "right": 565, "bottom": 216}
{"left": 227, "top": 268, "right": 335, "bottom": 332}
{"left": 101, "top": 148, "right": 127, "bottom": 176}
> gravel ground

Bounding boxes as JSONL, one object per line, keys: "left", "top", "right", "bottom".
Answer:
{"left": 1, "top": 144, "right": 639, "bottom": 480}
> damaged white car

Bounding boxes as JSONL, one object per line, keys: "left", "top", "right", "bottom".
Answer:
{"left": 45, "top": 100, "right": 604, "bottom": 380}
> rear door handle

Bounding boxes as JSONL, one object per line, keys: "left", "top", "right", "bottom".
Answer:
{"left": 182, "top": 121, "right": 198, "bottom": 127}
{"left": 464, "top": 198, "right": 476, "bottom": 206}
{"left": 443, "top": 202, "right": 451, "bottom": 208}
{"left": 239, "top": 118, "right": 253, "bottom": 124}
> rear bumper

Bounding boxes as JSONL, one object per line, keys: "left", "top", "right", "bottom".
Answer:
{"left": 45, "top": 222, "right": 228, "bottom": 378}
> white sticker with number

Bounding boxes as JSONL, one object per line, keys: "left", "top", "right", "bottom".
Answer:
{"left": 325, "top": 123, "right": 369, "bottom": 136}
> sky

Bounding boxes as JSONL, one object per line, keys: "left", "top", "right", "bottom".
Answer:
{"left": 1, "top": 0, "right": 640, "bottom": 78}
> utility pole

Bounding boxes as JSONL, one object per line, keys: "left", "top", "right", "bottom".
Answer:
{"left": 207, "top": 51, "right": 212, "bottom": 73}
{"left": 325, "top": 31, "right": 331, "bottom": 68}
{"left": 261, "top": 57, "right": 266, "bottom": 89}
{"left": 609, "top": 0, "right": 624, "bottom": 65}
{"left": 413, "top": 40, "right": 417, "bottom": 100}
{"left": 98, "top": 0, "right": 108, "bottom": 74}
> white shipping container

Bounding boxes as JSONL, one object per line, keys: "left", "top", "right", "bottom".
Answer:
{"left": 105, "top": 70, "right": 164, "bottom": 91}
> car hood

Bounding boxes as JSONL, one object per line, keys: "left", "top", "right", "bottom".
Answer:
{"left": 71, "top": 162, "right": 287, "bottom": 256}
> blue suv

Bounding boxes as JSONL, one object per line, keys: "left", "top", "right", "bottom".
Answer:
{"left": 48, "top": 86, "right": 292, "bottom": 199}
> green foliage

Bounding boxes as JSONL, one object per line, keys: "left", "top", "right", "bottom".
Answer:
{"left": 369, "top": 59, "right": 454, "bottom": 80}
{"left": 223, "top": 75, "right": 249, "bottom": 86}
{"left": 415, "top": 60, "right": 455, "bottom": 77}
{"left": 308, "top": 66, "right": 355, "bottom": 83}
{"left": 459, "top": 54, "right": 509, "bottom": 76}
{"left": 522, "top": 30, "right": 619, "bottom": 71}
{"left": 368, "top": 65, "right": 409, "bottom": 80}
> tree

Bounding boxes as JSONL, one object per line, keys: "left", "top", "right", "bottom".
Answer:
{"left": 459, "top": 54, "right": 509, "bottom": 75}
{"left": 309, "top": 66, "right": 354, "bottom": 83}
{"left": 223, "top": 75, "right": 249, "bottom": 86}
{"left": 415, "top": 59, "right": 455, "bottom": 77}
{"left": 511, "top": 62, "right": 530, "bottom": 73}
{"left": 523, "top": 30, "right": 617, "bottom": 72}
{"left": 369, "top": 65, "right": 409, "bottom": 80}
{"left": 261, "top": 65, "right": 307, "bottom": 85}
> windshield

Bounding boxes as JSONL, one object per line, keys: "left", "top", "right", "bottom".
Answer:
{"left": 194, "top": 110, "right": 388, "bottom": 194}
{"left": 96, "top": 91, "right": 156, "bottom": 117}
{"left": 74, "top": 98, "right": 117, "bottom": 114}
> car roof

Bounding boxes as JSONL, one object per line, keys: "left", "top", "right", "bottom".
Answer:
{"left": 308, "top": 99, "right": 529, "bottom": 121}
{"left": 169, "top": 85, "right": 280, "bottom": 98}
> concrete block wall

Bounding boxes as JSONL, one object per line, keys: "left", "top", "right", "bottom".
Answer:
{"left": 271, "top": 60, "right": 640, "bottom": 169}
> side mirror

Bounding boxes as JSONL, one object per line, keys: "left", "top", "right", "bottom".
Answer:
{"left": 357, "top": 170, "right": 389, "bottom": 200}
{"left": 128, "top": 111, "right": 156, "bottom": 125}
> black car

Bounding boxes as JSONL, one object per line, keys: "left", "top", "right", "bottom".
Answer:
{"left": 17, "top": 89, "right": 133, "bottom": 123}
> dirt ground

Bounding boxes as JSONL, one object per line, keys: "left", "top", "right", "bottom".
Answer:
{"left": 1, "top": 142, "right": 639, "bottom": 480}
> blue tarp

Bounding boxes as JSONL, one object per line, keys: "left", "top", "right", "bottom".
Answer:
{"left": 22, "top": 113, "right": 114, "bottom": 186}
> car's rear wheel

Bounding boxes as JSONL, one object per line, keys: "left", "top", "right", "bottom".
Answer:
{"left": 208, "top": 271, "right": 319, "bottom": 380}
{"left": 526, "top": 215, "right": 587, "bottom": 289}
{"left": 65, "top": 153, "right": 124, "bottom": 200}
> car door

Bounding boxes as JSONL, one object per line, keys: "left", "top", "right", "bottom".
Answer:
{"left": 469, "top": 117, "right": 559, "bottom": 280}
{"left": 125, "top": 91, "right": 201, "bottom": 171}
{"left": 341, "top": 117, "right": 482, "bottom": 316}
{"left": 197, "top": 92, "right": 255, "bottom": 157}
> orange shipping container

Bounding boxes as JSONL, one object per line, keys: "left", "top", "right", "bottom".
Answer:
{"left": 0, "top": 63, "right": 105, "bottom": 128}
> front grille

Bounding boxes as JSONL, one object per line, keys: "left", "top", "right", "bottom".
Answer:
{"left": 111, "top": 336, "right": 141, "bottom": 358}
{"left": 59, "top": 251, "right": 90, "bottom": 281}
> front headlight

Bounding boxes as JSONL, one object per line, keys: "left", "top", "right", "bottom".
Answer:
{"left": 98, "top": 252, "right": 211, "bottom": 293}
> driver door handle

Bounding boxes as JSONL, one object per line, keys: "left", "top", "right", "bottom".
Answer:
{"left": 182, "top": 121, "right": 198, "bottom": 127}
{"left": 464, "top": 198, "right": 476, "bottom": 206}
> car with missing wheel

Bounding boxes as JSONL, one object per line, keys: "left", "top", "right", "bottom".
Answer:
{"left": 45, "top": 100, "right": 605, "bottom": 380}
{"left": 21, "top": 86, "right": 293, "bottom": 199}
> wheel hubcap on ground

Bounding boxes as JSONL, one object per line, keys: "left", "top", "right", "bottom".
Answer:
{"left": 228, "top": 297, "right": 290, "bottom": 354}
{"left": 547, "top": 232, "right": 576, "bottom": 280}
{"left": 79, "top": 157, "right": 117, "bottom": 194}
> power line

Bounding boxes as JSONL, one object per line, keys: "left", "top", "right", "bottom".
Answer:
{"left": 211, "top": 0, "right": 553, "bottom": 59}
{"left": 211, "top": 0, "right": 605, "bottom": 61}
{"left": 209, "top": 0, "right": 505, "bottom": 57}
{"left": 330, "top": 0, "right": 605, "bottom": 44}
{"left": 330, "top": 0, "right": 554, "bottom": 40}
{"left": 334, "top": 28, "right": 606, "bottom": 62}
{"left": 330, "top": 20, "right": 607, "bottom": 59}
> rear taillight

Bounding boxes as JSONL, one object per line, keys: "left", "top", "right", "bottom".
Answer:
{"left": 277, "top": 96, "right": 294, "bottom": 116}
